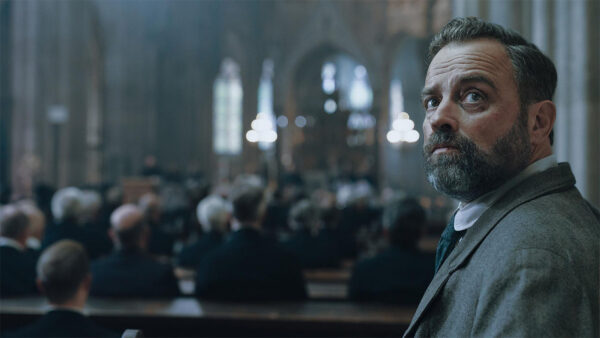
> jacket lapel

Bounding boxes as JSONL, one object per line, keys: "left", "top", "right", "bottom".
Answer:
{"left": 404, "top": 163, "right": 575, "bottom": 336}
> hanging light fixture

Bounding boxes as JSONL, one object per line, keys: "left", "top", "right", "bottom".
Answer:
{"left": 246, "top": 59, "right": 277, "bottom": 150}
{"left": 387, "top": 112, "right": 419, "bottom": 144}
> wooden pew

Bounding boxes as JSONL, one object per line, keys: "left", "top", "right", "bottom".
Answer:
{"left": 1, "top": 297, "right": 414, "bottom": 337}
{"left": 175, "top": 268, "right": 350, "bottom": 301}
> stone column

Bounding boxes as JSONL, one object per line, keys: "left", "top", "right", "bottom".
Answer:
{"left": 10, "top": 0, "right": 39, "bottom": 199}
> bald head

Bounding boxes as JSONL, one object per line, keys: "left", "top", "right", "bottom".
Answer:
{"left": 109, "top": 204, "right": 147, "bottom": 250}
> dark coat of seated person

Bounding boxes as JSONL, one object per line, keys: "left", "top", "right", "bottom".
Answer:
{"left": 41, "top": 187, "right": 110, "bottom": 259}
{"left": 195, "top": 183, "right": 307, "bottom": 301}
{"left": 0, "top": 205, "right": 38, "bottom": 297}
{"left": 6, "top": 240, "right": 118, "bottom": 337}
{"left": 138, "top": 193, "right": 176, "bottom": 257}
{"left": 90, "top": 204, "right": 180, "bottom": 298}
{"left": 177, "top": 194, "right": 230, "bottom": 269}
{"left": 282, "top": 199, "right": 342, "bottom": 269}
{"left": 349, "top": 197, "right": 434, "bottom": 305}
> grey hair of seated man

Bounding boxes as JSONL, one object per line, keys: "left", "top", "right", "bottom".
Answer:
{"left": 0, "top": 204, "right": 29, "bottom": 243}
{"left": 196, "top": 194, "right": 231, "bottom": 234}
{"left": 109, "top": 204, "right": 148, "bottom": 251}
{"left": 37, "top": 240, "right": 91, "bottom": 306}
{"left": 51, "top": 187, "right": 82, "bottom": 222}
{"left": 288, "top": 199, "right": 318, "bottom": 233}
{"left": 78, "top": 190, "right": 102, "bottom": 224}
{"left": 17, "top": 200, "right": 46, "bottom": 246}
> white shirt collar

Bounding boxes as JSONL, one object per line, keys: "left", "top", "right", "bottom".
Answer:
{"left": 0, "top": 236, "right": 26, "bottom": 251}
{"left": 26, "top": 237, "right": 41, "bottom": 250}
{"left": 454, "top": 155, "right": 558, "bottom": 231}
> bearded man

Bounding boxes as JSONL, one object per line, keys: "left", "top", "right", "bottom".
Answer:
{"left": 404, "top": 17, "right": 599, "bottom": 337}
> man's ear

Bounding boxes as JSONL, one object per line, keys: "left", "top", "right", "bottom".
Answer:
{"left": 81, "top": 274, "right": 92, "bottom": 292}
{"left": 108, "top": 228, "right": 116, "bottom": 242}
{"left": 36, "top": 279, "right": 45, "bottom": 294}
{"left": 529, "top": 100, "right": 556, "bottom": 145}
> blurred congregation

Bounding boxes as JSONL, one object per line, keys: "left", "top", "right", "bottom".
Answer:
{"left": 0, "top": 0, "right": 598, "bottom": 337}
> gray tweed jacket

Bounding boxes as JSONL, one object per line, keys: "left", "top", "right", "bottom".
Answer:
{"left": 404, "top": 163, "right": 600, "bottom": 337}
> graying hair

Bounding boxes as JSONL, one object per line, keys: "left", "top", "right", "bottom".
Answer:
{"left": 428, "top": 17, "right": 556, "bottom": 144}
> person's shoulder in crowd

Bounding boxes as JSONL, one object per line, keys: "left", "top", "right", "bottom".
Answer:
{"left": 176, "top": 231, "right": 223, "bottom": 269}
{"left": 349, "top": 247, "right": 434, "bottom": 304}
{"left": 0, "top": 245, "right": 38, "bottom": 297}
{"left": 5, "top": 309, "right": 119, "bottom": 338}
{"left": 195, "top": 228, "right": 306, "bottom": 301}
{"left": 90, "top": 250, "right": 180, "bottom": 298}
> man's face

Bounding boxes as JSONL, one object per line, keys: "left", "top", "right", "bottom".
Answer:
{"left": 421, "top": 39, "right": 531, "bottom": 202}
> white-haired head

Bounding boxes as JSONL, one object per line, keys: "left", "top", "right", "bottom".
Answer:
{"left": 109, "top": 204, "right": 147, "bottom": 250}
{"left": 196, "top": 195, "right": 231, "bottom": 233}
{"left": 79, "top": 190, "right": 102, "bottom": 223}
{"left": 51, "top": 187, "right": 82, "bottom": 222}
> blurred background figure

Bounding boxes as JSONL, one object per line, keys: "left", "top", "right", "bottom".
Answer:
{"left": 195, "top": 183, "right": 306, "bottom": 301}
{"left": 0, "top": 205, "right": 38, "bottom": 297}
{"left": 177, "top": 194, "right": 231, "bottom": 269}
{"left": 16, "top": 200, "right": 46, "bottom": 251}
{"left": 349, "top": 197, "right": 434, "bottom": 304}
{"left": 138, "top": 192, "right": 175, "bottom": 258}
{"left": 7, "top": 240, "right": 118, "bottom": 337}
{"left": 336, "top": 180, "right": 381, "bottom": 259}
{"left": 282, "top": 199, "right": 341, "bottom": 269}
{"left": 41, "top": 187, "right": 107, "bottom": 259}
{"left": 90, "top": 204, "right": 179, "bottom": 298}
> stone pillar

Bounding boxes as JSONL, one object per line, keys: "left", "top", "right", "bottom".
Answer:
{"left": 10, "top": 0, "right": 39, "bottom": 199}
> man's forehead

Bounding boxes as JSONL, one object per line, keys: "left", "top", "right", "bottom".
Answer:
{"left": 425, "top": 39, "right": 514, "bottom": 87}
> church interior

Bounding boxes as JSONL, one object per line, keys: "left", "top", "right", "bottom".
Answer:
{"left": 0, "top": 0, "right": 598, "bottom": 336}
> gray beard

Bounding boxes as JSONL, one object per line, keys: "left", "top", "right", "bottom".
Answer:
{"left": 423, "top": 117, "right": 531, "bottom": 202}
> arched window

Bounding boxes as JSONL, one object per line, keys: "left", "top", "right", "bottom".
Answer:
{"left": 213, "top": 58, "right": 243, "bottom": 155}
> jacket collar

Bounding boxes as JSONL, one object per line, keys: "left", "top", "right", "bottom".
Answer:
{"left": 404, "top": 163, "right": 576, "bottom": 336}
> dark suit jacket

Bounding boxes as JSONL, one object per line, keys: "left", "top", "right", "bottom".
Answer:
{"left": 6, "top": 309, "right": 117, "bottom": 337}
{"left": 348, "top": 246, "right": 434, "bottom": 304}
{"left": 42, "top": 219, "right": 110, "bottom": 259}
{"left": 0, "top": 245, "right": 38, "bottom": 297}
{"left": 195, "top": 227, "right": 307, "bottom": 301}
{"left": 147, "top": 221, "right": 176, "bottom": 257}
{"left": 282, "top": 229, "right": 342, "bottom": 269}
{"left": 90, "top": 249, "right": 180, "bottom": 298}
{"left": 176, "top": 231, "right": 223, "bottom": 268}
{"left": 405, "top": 163, "right": 600, "bottom": 337}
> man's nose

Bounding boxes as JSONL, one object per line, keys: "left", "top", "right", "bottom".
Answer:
{"left": 427, "top": 99, "right": 459, "bottom": 133}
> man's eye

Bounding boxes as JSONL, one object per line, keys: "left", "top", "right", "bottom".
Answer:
{"left": 465, "top": 92, "right": 482, "bottom": 103}
{"left": 425, "top": 98, "right": 439, "bottom": 109}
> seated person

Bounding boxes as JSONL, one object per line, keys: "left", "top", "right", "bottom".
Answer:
{"left": 6, "top": 240, "right": 118, "bottom": 337}
{"left": 177, "top": 194, "right": 230, "bottom": 269}
{"left": 90, "top": 204, "right": 180, "bottom": 298}
{"left": 195, "top": 183, "right": 306, "bottom": 301}
{"left": 42, "top": 187, "right": 108, "bottom": 259}
{"left": 349, "top": 197, "right": 434, "bottom": 304}
{"left": 16, "top": 200, "right": 46, "bottom": 251}
{"left": 138, "top": 193, "right": 175, "bottom": 257}
{"left": 282, "top": 199, "right": 341, "bottom": 269}
{"left": 0, "top": 205, "right": 38, "bottom": 297}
